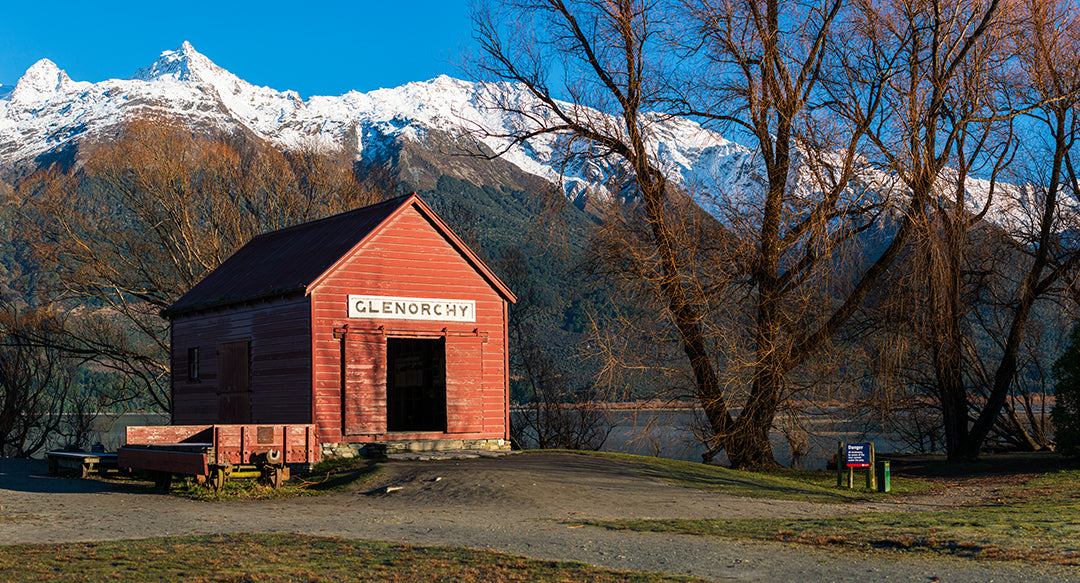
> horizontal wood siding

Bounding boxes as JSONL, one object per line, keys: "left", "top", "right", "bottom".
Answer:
{"left": 343, "top": 332, "right": 386, "bottom": 435}
{"left": 311, "top": 206, "right": 508, "bottom": 443}
{"left": 171, "top": 296, "right": 312, "bottom": 425}
{"left": 126, "top": 425, "right": 214, "bottom": 445}
{"left": 446, "top": 335, "right": 484, "bottom": 433}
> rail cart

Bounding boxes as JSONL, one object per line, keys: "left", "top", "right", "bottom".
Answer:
{"left": 118, "top": 424, "right": 320, "bottom": 490}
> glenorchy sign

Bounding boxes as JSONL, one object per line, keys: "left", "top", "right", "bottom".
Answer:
{"left": 347, "top": 295, "right": 476, "bottom": 323}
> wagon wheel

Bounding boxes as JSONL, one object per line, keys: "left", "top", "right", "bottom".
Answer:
{"left": 153, "top": 471, "right": 173, "bottom": 490}
{"left": 209, "top": 467, "right": 227, "bottom": 491}
{"left": 48, "top": 457, "right": 59, "bottom": 474}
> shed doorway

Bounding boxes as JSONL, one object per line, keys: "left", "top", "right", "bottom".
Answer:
{"left": 386, "top": 337, "right": 446, "bottom": 432}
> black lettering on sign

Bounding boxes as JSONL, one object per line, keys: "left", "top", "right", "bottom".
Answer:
{"left": 347, "top": 295, "right": 476, "bottom": 322}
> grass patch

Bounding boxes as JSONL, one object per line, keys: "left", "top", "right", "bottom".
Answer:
{"left": 0, "top": 532, "right": 706, "bottom": 582}
{"left": 588, "top": 470, "right": 1080, "bottom": 564}
{"left": 551, "top": 450, "right": 936, "bottom": 502}
{"left": 116, "top": 460, "right": 383, "bottom": 501}
{"left": 299, "top": 459, "right": 384, "bottom": 493}
{"left": 0, "top": 513, "right": 36, "bottom": 523}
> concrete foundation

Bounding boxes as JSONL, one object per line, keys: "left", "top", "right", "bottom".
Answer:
{"left": 321, "top": 438, "right": 511, "bottom": 460}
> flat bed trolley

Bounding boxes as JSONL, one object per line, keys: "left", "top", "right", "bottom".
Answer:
{"left": 45, "top": 448, "right": 119, "bottom": 478}
{"left": 118, "top": 424, "right": 320, "bottom": 490}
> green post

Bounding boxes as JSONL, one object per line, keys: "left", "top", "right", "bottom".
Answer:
{"left": 866, "top": 442, "right": 877, "bottom": 490}
{"left": 877, "top": 461, "right": 891, "bottom": 492}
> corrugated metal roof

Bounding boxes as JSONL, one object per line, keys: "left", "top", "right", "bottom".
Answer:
{"left": 164, "top": 195, "right": 411, "bottom": 317}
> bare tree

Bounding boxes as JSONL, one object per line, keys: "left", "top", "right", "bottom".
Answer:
{"left": 961, "top": 0, "right": 1080, "bottom": 458}
{"left": 829, "top": 0, "right": 1012, "bottom": 461}
{"left": 0, "top": 300, "right": 79, "bottom": 457}
{"left": 17, "top": 117, "right": 389, "bottom": 412}
{"left": 473, "top": 0, "right": 944, "bottom": 468}
{"left": 849, "top": 0, "right": 1080, "bottom": 460}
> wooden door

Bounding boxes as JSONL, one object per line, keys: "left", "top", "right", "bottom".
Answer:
{"left": 217, "top": 340, "right": 251, "bottom": 424}
{"left": 342, "top": 332, "right": 386, "bottom": 435}
{"left": 446, "top": 335, "right": 483, "bottom": 433}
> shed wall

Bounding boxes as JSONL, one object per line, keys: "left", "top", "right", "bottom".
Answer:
{"left": 171, "top": 296, "right": 312, "bottom": 425}
{"left": 309, "top": 206, "right": 508, "bottom": 443}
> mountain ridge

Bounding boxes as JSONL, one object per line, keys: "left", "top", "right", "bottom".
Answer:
{"left": 0, "top": 42, "right": 761, "bottom": 205}
{"left": 2, "top": 42, "right": 1040, "bottom": 236}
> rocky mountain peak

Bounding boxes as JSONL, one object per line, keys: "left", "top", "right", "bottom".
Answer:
{"left": 129, "top": 41, "right": 224, "bottom": 84}
{"left": 10, "top": 59, "right": 75, "bottom": 103}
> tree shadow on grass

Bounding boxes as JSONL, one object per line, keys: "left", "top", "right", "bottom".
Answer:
{"left": 0, "top": 457, "right": 139, "bottom": 495}
{"left": 630, "top": 458, "right": 863, "bottom": 503}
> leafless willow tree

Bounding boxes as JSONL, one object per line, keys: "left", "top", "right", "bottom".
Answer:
{"left": 834, "top": 0, "right": 1016, "bottom": 460}
{"left": 0, "top": 301, "right": 79, "bottom": 457}
{"left": 962, "top": 0, "right": 1080, "bottom": 458}
{"left": 851, "top": 0, "right": 1080, "bottom": 459}
{"left": 16, "top": 117, "right": 390, "bottom": 412}
{"left": 472, "top": 0, "right": 951, "bottom": 468}
{"left": 849, "top": 0, "right": 1080, "bottom": 460}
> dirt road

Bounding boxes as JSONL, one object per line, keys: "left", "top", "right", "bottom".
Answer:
{"left": 0, "top": 452, "right": 1074, "bottom": 582}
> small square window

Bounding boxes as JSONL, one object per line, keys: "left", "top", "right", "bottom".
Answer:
{"left": 188, "top": 347, "right": 200, "bottom": 381}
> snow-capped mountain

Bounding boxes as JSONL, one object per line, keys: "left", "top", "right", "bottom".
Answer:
{"left": 0, "top": 42, "right": 763, "bottom": 204}
{"left": 6, "top": 41, "right": 1052, "bottom": 237}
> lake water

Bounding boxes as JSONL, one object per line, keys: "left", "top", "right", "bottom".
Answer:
{"left": 28, "top": 412, "right": 169, "bottom": 457}
{"left": 595, "top": 408, "right": 906, "bottom": 469}
{"left": 35, "top": 408, "right": 911, "bottom": 469}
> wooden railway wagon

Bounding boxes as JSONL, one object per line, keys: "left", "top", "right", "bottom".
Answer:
{"left": 163, "top": 194, "right": 516, "bottom": 457}
{"left": 118, "top": 424, "right": 319, "bottom": 490}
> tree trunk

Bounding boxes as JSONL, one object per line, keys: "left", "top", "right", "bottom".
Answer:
{"left": 638, "top": 171, "right": 737, "bottom": 454}
{"left": 725, "top": 367, "right": 784, "bottom": 469}
{"left": 934, "top": 215, "right": 970, "bottom": 461}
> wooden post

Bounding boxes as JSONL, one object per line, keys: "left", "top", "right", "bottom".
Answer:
{"left": 866, "top": 442, "right": 877, "bottom": 490}
{"left": 836, "top": 441, "right": 844, "bottom": 487}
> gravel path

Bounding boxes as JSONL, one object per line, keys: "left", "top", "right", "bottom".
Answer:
{"left": 1, "top": 453, "right": 1076, "bottom": 582}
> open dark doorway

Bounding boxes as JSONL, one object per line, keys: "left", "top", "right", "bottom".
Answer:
{"left": 386, "top": 337, "right": 446, "bottom": 432}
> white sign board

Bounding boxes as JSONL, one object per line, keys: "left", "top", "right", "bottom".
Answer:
{"left": 347, "top": 295, "right": 476, "bottom": 323}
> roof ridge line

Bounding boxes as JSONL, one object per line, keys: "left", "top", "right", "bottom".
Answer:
{"left": 247, "top": 193, "right": 414, "bottom": 242}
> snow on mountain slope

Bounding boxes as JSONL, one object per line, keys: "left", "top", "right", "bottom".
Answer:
{"left": 0, "top": 42, "right": 760, "bottom": 203}
{"left": 6, "top": 42, "right": 1035, "bottom": 232}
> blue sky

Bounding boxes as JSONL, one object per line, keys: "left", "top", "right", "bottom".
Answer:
{"left": 0, "top": 1, "right": 478, "bottom": 98}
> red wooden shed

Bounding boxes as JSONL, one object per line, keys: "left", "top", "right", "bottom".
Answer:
{"left": 164, "top": 194, "right": 516, "bottom": 457}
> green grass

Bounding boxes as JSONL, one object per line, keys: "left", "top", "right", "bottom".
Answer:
{"left": 0, "top": 533, "right": 706, "bottom": 582}
{"left": 299, "top": 459, "right": 384, "bottom": 492}
{"left": 119, "top": 459, "right": 383, "bottom": 501}
{"left": 587, "top": 470, "right": 1080, "bottom": 564}
{"left": 551, "top": 450, "right": 937, "bottom": 502}
{"left": 0, "top": 513, "right": 36, "bottom": 523}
